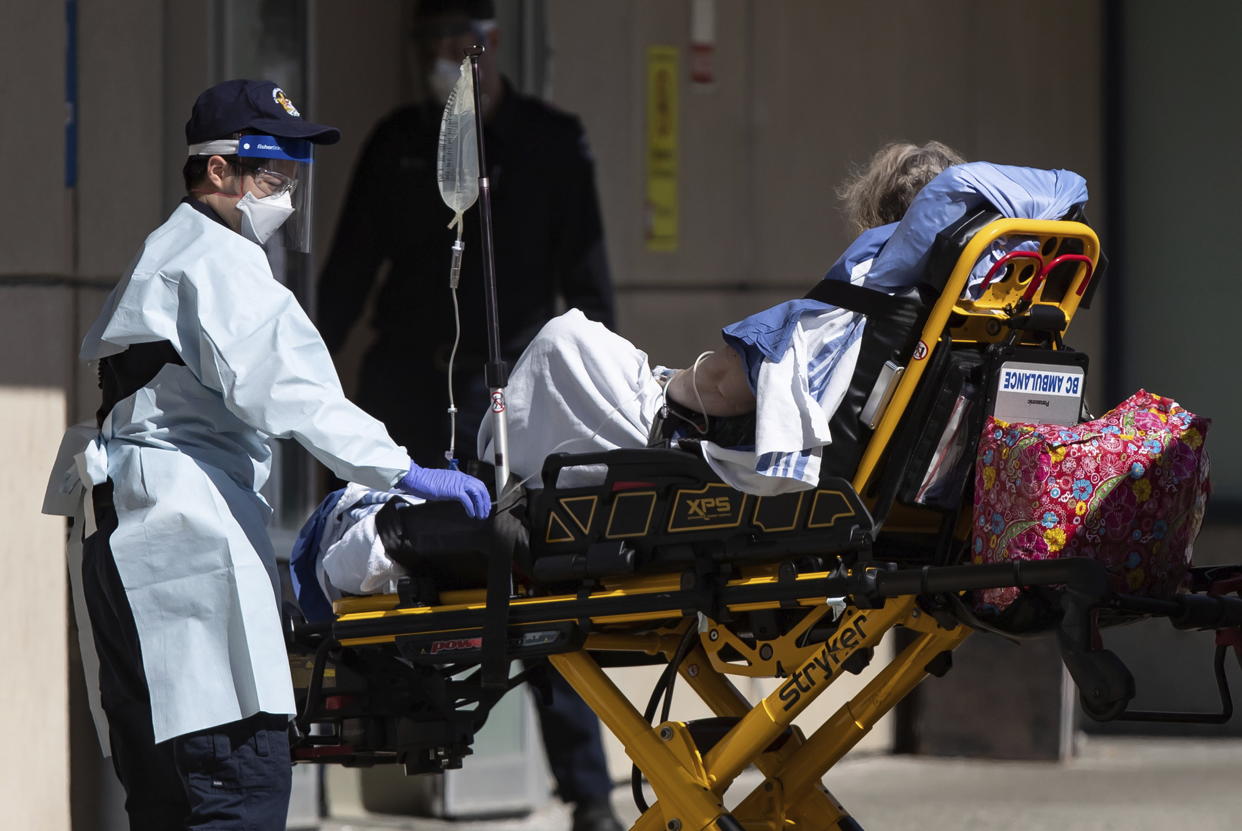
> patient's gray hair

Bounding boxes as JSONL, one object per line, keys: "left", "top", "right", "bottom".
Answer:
{"left": 838, "top": 141, "right": 965, "bottom": 234}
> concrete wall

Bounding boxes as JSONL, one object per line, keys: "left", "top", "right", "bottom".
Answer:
{"left": 1, "top": 5, "right": 69, "bottom": 274}
{"left": 1076, "top": 0, "right": 1242, "bottom": 737}
{"left": 0, "top": 291, "right": 74, "bottom": 830}
{"left": 77, "top": 0, "right": 165, "bottom": 275}
{"left": 1115, "top": 1, "right": 1242, "bottom": 502}
{"left": 545, "top": 0, "right": 1105, "bottom": 393}
{"left": 0, "top": 2, "right": 73, "bottom": 828}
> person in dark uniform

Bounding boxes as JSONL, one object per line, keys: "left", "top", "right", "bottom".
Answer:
{"left": 318, "top": 3, "right": 621, "bottom": 829}
{"left": 318, "top": 0, "right": 615, "bottom": 468}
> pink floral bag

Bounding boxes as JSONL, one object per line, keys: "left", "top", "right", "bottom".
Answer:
{"left": 971, "top": 390, "right": 1210, "bottom": 612}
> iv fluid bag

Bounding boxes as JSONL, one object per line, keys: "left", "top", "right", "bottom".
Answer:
{"left": 437, "top": 58, "right": 480, "bottom": 223}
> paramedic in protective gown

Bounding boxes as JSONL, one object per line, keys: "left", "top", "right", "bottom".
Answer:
{"left": 42, "top": 79, "right": 490, "bottom": 830}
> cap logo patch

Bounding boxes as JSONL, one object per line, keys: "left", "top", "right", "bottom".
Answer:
{"left": 273, "top": 88, "right": 301, "bottom": 118}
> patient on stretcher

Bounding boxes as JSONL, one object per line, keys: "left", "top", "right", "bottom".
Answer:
{"left": 479, "top": 149, "right": 1089, "bottom": 496}
{"left": 295, "top": 145, "right": 1093, "bottom": 605}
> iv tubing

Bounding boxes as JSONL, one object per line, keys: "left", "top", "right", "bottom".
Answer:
{"left": 444, "top": 236, "right": 464, "bottom": 465}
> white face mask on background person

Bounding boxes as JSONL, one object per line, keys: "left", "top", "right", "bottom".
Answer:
{"left": 427, "top": 58, "right": 461, "bottom": 105}
{"left": 236, "top": 190, "right": 294, "bottom": 246}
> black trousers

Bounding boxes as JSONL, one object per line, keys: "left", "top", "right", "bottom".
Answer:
{"left": 530, "top": 661, "right": 615, "bottom": 806}
{"left": 81, "top": 482, "right": 292, "bottom": 830}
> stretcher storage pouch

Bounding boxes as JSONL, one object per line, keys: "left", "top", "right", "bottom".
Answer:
{"left": 892, "top": 345, "right": 988, "bottom": 511}
{"left": 971, "top": 390, "right": 1210, "bottom": 616}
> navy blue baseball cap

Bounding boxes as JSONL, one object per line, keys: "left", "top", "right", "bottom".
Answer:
{"left": 185, "top": 79, "right": 340, "bottom": 146}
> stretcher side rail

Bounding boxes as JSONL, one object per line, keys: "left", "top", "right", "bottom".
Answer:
{"left": 524, "top": 449, "right": 875, "bottom": 584}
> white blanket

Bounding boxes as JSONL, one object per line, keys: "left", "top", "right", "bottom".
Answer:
{"left": 477, "top": 309, "right": 819, "bottom": 495}
{"left": 478, "top": 310, "right": 663, "bottom": 489}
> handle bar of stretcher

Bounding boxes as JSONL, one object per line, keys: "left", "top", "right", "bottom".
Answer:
{"left": 872, "top": 556, "right": 1108, "bottom": 599}
{"left": 539, "top": 448, "right": 711, "bottom": 490}
{"left": 851, "top": 218, "right": 1100, "bottom": 496}
{"left": 321, "top": 557, "right": 1116, "bottom": 646}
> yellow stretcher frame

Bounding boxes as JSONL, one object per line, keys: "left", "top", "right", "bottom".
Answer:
{"left": 296, "top": 218, "right": 1117, "bottom": 830}
{"left": 306, "top": 557, "right": 1242, "bottom": 829}
{"left": 326, "top": 564, "right": 982, "bottom": 829}
{"left": 558, "top": 600, "right": 969, "bottom": 831}
{"left": 852, "top": 218, "right": 1098, "bottom": 494}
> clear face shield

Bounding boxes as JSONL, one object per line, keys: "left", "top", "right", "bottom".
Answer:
{"left": 188, "top": 135, "right": 315, "bottom": 253}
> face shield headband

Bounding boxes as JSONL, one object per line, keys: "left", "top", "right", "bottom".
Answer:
{"left": 188, "top": 135, "right": 315, "bottom": 253}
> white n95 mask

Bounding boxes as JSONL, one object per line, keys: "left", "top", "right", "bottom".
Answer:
{"left": 236, "top": 190, "right": 295, "bottom": 246}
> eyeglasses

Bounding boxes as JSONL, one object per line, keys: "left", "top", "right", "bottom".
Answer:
{"left": 246, "top": 167, "right": 297, "bottom": 197}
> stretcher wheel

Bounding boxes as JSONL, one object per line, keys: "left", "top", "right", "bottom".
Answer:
{"left": 714, "top": 815, "right": 744, "bottom": 831}
{"left": 1078, "top": 685, "right": 1132, "bottom": 722}
{"left": 1072, "top": 649, "right": 1135, "bottom": 722}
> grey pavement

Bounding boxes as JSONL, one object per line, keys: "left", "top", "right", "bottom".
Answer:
{"left": 320, "top": 736, "right": 1242, "bottom": 830}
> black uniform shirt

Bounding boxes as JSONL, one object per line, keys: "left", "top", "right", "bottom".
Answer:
{"left": 318, "top": 80, "right": 615, "bottom": 370}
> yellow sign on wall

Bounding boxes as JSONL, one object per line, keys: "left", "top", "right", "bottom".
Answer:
{"left": 645, "top": 46, "right": 678, "bottom": 252}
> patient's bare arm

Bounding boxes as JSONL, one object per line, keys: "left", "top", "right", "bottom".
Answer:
{"left": 666, "top": 348, "right": 757, "bottom": 417}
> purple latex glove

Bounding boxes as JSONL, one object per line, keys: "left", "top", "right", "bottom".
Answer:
{"left": 396, "top": 461, "right": 491, "bottom": 519}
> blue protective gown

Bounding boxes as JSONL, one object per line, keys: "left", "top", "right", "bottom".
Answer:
{"left": 45, "top": 202, "right": 409, "bottom": 744}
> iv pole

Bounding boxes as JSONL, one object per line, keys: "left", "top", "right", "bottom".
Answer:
{"left": 466, "top": 46, "right": 510, "bottom": 497}
{"left": 464, "top": 46, "right": 514, "bottom": 692}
